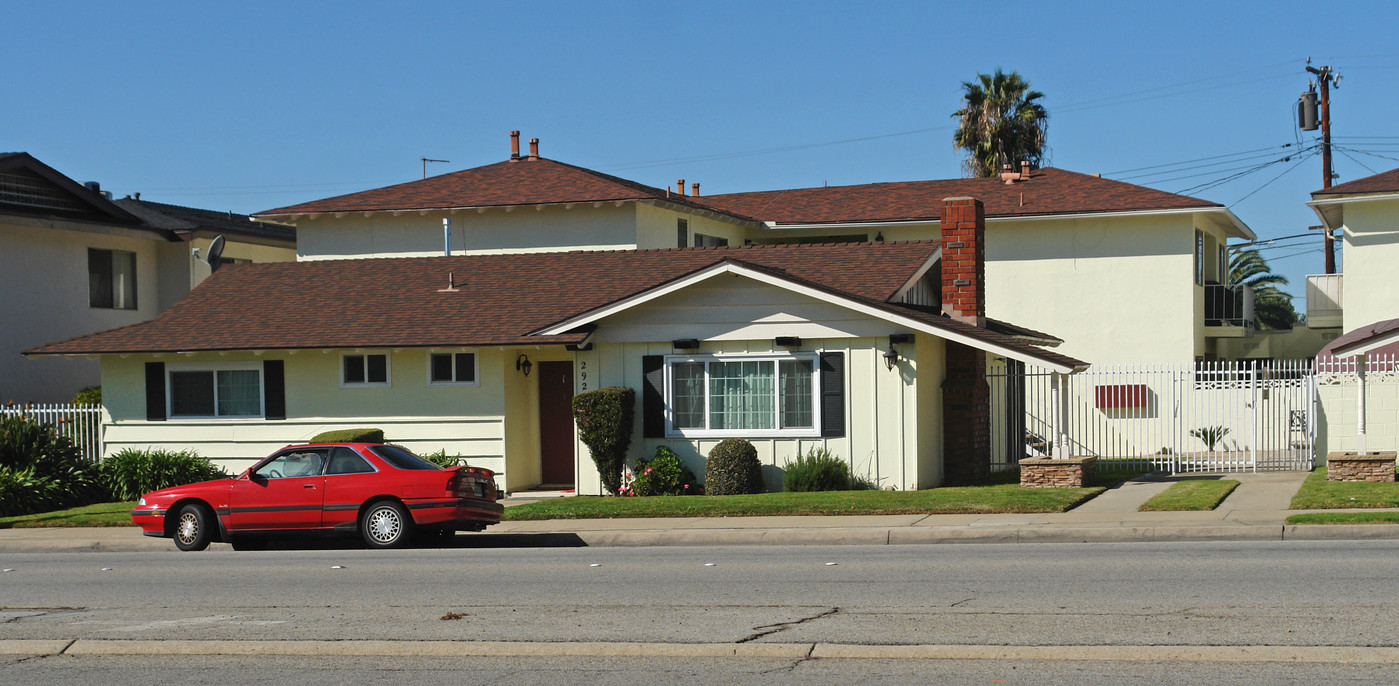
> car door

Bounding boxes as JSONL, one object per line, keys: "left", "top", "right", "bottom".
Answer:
{"left": 227, "top": 448, "right": 328, "bottom": 531}
{"left": 320, "top": 446, "right": 383, "bottom": 530}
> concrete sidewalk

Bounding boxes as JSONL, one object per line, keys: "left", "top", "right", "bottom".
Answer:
{"left": 4, "top": 471, "right": 1399, "bottom": 553}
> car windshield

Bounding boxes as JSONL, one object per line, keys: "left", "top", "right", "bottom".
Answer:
{"left": 368, "top": 445, "right": 442, "bottom": 471}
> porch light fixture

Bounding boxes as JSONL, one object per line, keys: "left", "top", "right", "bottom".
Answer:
{"left": 883, "top": 344, "right": 899, "bottom": 371}
{"left": 515, "top": 354, "right": 533, "bottom": 377}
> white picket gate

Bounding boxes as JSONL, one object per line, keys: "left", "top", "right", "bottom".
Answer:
{"left": 987, "top": 359, "right": 1316, "bottom": 473}
{"left": 0, "top": 402, "right": 105, "bottom": 462}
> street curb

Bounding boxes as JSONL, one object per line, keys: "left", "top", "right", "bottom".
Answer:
{"left": 4, "top": 639, "right": 1399, "bottom": 663}
{"left": 1282, "top": 523, "right": 1399, "bottom": 540}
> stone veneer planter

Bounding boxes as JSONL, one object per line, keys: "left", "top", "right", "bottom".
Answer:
{"left": 1326, "top": 451, "right": 1397, "bottom": 482}
{"left": 1020, "top": 456, "right": 1096, "bottom": 488}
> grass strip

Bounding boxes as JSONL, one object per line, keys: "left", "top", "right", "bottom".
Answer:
{"left": 1287, "top": 511, "right": 1399, "bottom": 525}
{"left": 0, "top": 502, "right": 138, "bottom": 529}
{"left": 1138, "top": 479, "right": 1239, "bottom": 511}
{"left": 503, "top": 482, "right": 1104, "bottom": 520}
{"left": 1288, "top": 467, "right": 1399, "bottom": 509}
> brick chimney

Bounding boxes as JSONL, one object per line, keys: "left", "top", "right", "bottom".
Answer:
{"left": 940, "top": 195, "right": 991, "bottom": 486}
{"left": 940, "top": 197, "right": 985, "bottom": 328}
{"left": 510, "top": 131, "right": 521, "bottom": 160}
{"left": 527, "top": 138, "right": 540, "bottom": 160}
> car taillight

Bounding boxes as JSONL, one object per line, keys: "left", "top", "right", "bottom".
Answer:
{"left": 452, "top": 469, "right": 496, "bottom": 501}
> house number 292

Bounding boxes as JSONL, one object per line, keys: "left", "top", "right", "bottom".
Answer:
{"left": 579, "top": 361, "right": 588, "bottom": 391}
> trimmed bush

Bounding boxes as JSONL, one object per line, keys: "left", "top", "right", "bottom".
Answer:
{"left": 631, "top": 446, "right": 698, "bottom": 497}
{"left": 782, "top": 447, "right": 850, "bottom": 492}
{"left": 309, "top": 428, "right": 385, "bottom": 444}
{"left": 100, "top": 448, "right": 228, "bottom": 501}
{"left": 572, "top": 387, "right": 635, "bottom": 496}
{"left": 704, "top": 438, "right": 764, "bottom": 495}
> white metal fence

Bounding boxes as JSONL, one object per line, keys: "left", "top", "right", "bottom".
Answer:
{"left": 987, "top": 359, "right": 1316, "bottom": 473}
{"left": 0, "top": 402, "right": 104, "bottom": 462}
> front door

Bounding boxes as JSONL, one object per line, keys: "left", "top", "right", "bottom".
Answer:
{"left": 538, "top": 361, "right": 575, "bottom": 486}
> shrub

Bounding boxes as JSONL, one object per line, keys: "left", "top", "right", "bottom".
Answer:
{"left": 422, "top": 449, "right": 469, "bottom": 468}
{"left": 629, "top": 446, "right": 698, "bottom": 497}
{"left": 0, "top": 466, "right": 62, "bottom": 517}
{"left": 782, "top": 447, "right": 850, "bottom": 492}
{"left": 72, "top": 386, "right": 102, "bottom": 406}
{"left": 310, "top": 428, "right": 385, "bottom": 444}
{"left": 572, "top": 387, "right": 635, "bottom": 496}
{"left": 100, "top": 448, "right": 228, "bottom": 501}
{"left": 704, "top": 438, "right": 764, "bottom": 495}
{"left": 0, "top": 413, "right": 85, "bottom": 475}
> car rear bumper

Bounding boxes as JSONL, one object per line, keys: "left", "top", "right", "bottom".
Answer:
{"left": 407, "top": 498, "right": 504, "bottom": 528}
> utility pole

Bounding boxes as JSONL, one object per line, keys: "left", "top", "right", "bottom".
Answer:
{"left": 421, "top": 157, "right": 449, "bottom": 179}
{"left": 1302, "top": 61, "right": 1340, "bottom": 273}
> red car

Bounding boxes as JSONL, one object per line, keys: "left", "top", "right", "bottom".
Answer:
{"left": 130, "top": 443, "right": 502, "bottom": 551}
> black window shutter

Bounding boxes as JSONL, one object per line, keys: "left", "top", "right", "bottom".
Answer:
{"left": 642, "top": 355, "right": 665, "bottom": 438}
{"left": 264, "top": 360, "right": 286, "bottom": 420}
{"left": 820, "top": 352, "right": 845, "bottom": 437}
{"left": 145, "top": 362, "right": 166, "bottom": 421}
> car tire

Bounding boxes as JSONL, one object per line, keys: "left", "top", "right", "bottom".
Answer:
{"left": 172, "top": 503, "right": 214, "bottom": 552}
{"left": 361, "top": 501, "right": 413, "bottom": 549}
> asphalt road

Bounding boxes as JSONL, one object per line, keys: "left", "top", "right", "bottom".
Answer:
{"left": 4, "top": 540, "right": 1399, "bottom": 682}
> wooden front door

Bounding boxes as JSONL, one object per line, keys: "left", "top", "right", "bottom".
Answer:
{"left": 538, "top": 361, "right": 576, "bottom": 486}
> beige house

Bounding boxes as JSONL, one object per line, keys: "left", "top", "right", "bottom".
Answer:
{"left": 261, "top": 135, "right": 1256, "bottom": 365}
{"left": 0, "top": 153, "right": 297, "bottom": 402}
{"left": 29, "top": 208, "right": 1084, "bottom": 494}
{"left": 1306, "top": 167, "right": 1399, "bottom": 335}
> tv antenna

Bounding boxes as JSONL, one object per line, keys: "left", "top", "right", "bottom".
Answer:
{"left": 422, "top": 157, "right": 449, "bottom": 179}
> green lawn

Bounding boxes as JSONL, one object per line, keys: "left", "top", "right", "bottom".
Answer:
{"left": 0, "top": 502, "right": 137, "bottom": 528}
{"left": 503, "top": 482, "right": 1105, "bottom": 520}
{"left": 1286, "top": 511, "right": 1399, "bottom": 525}
{"left": 1138, "top": 479, "right": 1239, "bottom": 511}
{"left": 1289, "top": 467, "right": 1399, "bottom": 509}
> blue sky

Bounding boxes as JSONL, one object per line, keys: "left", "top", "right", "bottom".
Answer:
{"left": 8, "top": 1, "right": 1399, "bottom": 303}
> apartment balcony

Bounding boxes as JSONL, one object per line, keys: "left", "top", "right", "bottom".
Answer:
{"left": 1204, "top": 283, "right": 1254, "bottom": 337}
{"left": 1305, "top": 273, "right": 1343, "bottom": 328}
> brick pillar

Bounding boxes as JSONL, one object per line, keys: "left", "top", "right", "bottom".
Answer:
{"left": 943, "top": 340, "right": 990, "bottom": 485}
{"left": 940, "top": 197, "right": 985, "bottom": 327}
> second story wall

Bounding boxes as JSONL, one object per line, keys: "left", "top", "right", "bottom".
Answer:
{"left": 636, "top": 202, "right": 749, "bottom": 249}
{"left": 1341, "top": 197, "right": 1399, "bottom": 331}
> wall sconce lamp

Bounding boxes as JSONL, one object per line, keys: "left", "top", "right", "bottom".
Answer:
{"left": 515, "top": 354, "right": 533, "bottom": 377}
{"left": 885, "top": 333, "right": 913, "bottom": 371}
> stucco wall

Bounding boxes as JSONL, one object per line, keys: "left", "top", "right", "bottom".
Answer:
{"left": 293, "top": 204, "right": 640, "bottom": 259}
{"left": 1316, "top": 366, "right": 1399, "bottom": 457}
{"left": 635, "top": 203, "right": 748, "bottom": 249}
{"left": 101, "top": 348, "right": 511, "bottom": 478}
{"left": 1340, "top": 198, "right": 1399, "bottom": 332}
{"left": 1, "top": 221, "right": 164, "bottom": 402}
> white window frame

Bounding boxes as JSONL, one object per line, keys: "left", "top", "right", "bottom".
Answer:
{"left": 165, "top": 361, "right": 264, "bottom": 420}
{"left": 340, "top": 352, "right": 392, "bottom": 388}
{"left": 426, "top": 350, "right": 480, "bottom": 387}
{"left": 663, "top": 353, "right": 821, "bottom": 439}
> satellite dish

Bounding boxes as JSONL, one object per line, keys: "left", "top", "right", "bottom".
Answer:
{"left": 206, "top": 235, "right": 226, "bottom": 272}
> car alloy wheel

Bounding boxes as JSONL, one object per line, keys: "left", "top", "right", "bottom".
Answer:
{"left": 362, "top": 502, "right": 411, "bottom": 548}
{"left": 173, "top": 503, "right": 213, "bottom": 552}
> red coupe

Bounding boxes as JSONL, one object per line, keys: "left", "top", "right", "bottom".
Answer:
{"left": 131, "top": 443, "right": 503, "bottom": 551}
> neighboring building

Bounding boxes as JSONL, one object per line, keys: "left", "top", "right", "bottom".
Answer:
{"left": 1306, "top": 167, "right": 1399, "bottom": 335}
{"left": 0, "top": 153, "right": 297, "bottom": 402}
{"left": 29, "top": 201, "right": 1085, "bottom": 494}
{"left": 260, "top": 134, "right": 1257, "bottom": 365}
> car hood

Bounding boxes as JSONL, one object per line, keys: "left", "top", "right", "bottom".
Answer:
{"left": 143, "top": 478, "right": 237, "bottom": 501}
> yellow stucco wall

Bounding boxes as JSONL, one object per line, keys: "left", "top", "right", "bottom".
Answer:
{"left": 1340, "top": 197, "right": 1399, "bottom": 332}
{"left": 635, "top": 202, "right": 749, "bottom": 249}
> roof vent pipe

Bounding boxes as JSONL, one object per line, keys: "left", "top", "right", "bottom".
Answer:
{"left": 510, "top": 131, "right": 521, "bottom": 160}
{"left": 443, "top": 218, "right": 452, "bottom": 256}
{"left": 528, "top": 138, "right": 539, "bottom": 160}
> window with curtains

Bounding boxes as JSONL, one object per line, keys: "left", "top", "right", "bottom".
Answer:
{"left": 167, "top": 364, "right": 263, "bottom": 418}
{"left": 88, "top": 248, "right": 137, "bottom": 309}
{"left": 666, "top": 355, "right": 819, "bottom": 437}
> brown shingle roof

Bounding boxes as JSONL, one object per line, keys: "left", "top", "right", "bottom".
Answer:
{"left": 258, "top": 157, "right": 725, "bottom": 217}
{"left": 26, "top": 241, "right": 1083, "bottom": 370}
{"left": 1312, "top": 167, "right": 1399, "bottom": 197}
{"left": 696, "top": 167, "right": 1220, "bottom": 224}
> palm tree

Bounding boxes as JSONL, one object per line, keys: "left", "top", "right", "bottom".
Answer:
{"left": 1230, "top": 248, "right": 1298, "bottom": 330}
{"left": 952, "top": 69, "right": 1049, "bottom": 178}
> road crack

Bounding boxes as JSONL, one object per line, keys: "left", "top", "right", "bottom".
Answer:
{"left": 738, "top": 608, "right": 839, "bottom": 643}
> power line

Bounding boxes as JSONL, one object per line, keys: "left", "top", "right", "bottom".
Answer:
{"left": 1118, "top": 147, "right": 1313, "bottom": 183}
{"left": 1336, "top": 148, "right": 1380, "bottom": 175}
{"left": 1106, "top": 144, "right": 1296, "bottom": 176}
{"left": 1229, "top": 152, "right": 1318, "bottom": 206}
